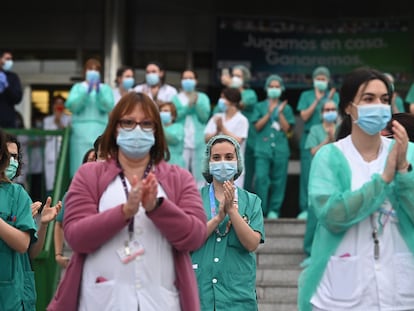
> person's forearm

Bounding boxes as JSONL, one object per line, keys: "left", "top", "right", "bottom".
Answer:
{"left": 29, "top": 222, "right": 48, "bottom": 259}
{"left": 54, "top": 222, "right": 65, "bottom": 257}
{"left": 0, "top": 219, "right": 30, "bottom": 253}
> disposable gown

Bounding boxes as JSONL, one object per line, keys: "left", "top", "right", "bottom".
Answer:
{"left": 65, "top": 82, "right": 114, "bottom": 176}
{"left": 298, "top": 140, "right": 414, "bottom": 311}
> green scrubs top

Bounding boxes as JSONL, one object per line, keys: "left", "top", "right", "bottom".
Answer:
{"left": 394, "top": 95, "right": 406, "bottom": 113}
{"left": 191, "top": 185, "right": 265, "bottom": 311}
{"left": 0, "top": 182, "right": 38, "bottom": 311}
{"left": 405, "top": 83, "right": 414, "bottom": 103}
{"left": 297, "top": 88, "right": 339, "bottom": 146}
{"left": 251, "top": 100, "right": 296, "bottom": 215}
{"left": 172, "top": 91, "right": 211, "bottom": 183}
{"left": 297, "top": 88, "right": 339, "bottom": 212}
{"left": 252, "top": 100, "right": 295, "bottom": 158}
{"left": 240, "top": 88, "right": 259, "bottom": 191}
{"left": 303, "top": 123, "right": 336, "bottom": 256}
{"left": 163, "top": 122, "right": 185, "bottom": 167}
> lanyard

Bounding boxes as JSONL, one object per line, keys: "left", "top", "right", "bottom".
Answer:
{"left": 119, "top": 161, "right": 153, "bottom": 239}
{"left": 370, "top": 214, "right": 380, "bottom": 260}
{"left": 208, "top": 183, "right": 238, "bottom": 237}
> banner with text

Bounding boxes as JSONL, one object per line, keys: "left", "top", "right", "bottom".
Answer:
{"left": 215, "top": 17, "right": 412, "bottom": 90}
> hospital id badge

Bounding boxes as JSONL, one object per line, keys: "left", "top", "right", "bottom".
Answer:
{"left": 116, "top": 239, "right": 145, "bottom": 264}
{"left": 271, "top": 121, "right": 280, "bottom": 131}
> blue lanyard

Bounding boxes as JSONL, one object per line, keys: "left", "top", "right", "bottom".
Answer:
{"left": 208, "top": 183, "right": 238, "bottom": 237}
{"left": 209, "top": 183, "right": 218, "bottom": 218}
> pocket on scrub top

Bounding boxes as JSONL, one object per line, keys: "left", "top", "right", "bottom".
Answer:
{"left": 324, "top": 255, "right": 363, "bottom": 302}
{"left": 83, "top": 279, "right": 116, "bottom": 311}
{"left": 395, "top": 252, "right": 414, "bottom": 299}
{"left": 0, "top": 249, "right": 14, "bottom": 282}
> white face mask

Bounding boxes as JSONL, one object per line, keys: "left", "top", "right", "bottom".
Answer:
{"left": 230, "top": 76, "right": 243, "bottom": 88}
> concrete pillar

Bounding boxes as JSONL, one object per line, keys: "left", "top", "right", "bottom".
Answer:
{"left": 103, "top": 0, "right": 126, "bottom": 87}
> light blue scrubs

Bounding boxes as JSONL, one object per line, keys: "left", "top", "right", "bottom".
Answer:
{"left": 65, "top": 82, "right": 114, "bottom": 177}
{"left": 163, "top": 122, "right": 185, "bottom": 167}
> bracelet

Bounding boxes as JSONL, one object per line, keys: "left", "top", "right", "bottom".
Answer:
{"left": 398, "top": 163, "right": 412, "bottom": 173}
{"left": 55, "top": 253, "right": 63, "bottom": 257}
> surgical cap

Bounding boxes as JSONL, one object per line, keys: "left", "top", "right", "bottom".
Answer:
{"left": 312, "top": 66, "right": 331, "bottom": 79}
{"left": 232, "top": 65, "right": 251, "bottom": 83}
{"left": 265, "top": 74, "right": 285, "bottom": 91}
{"left": 202, "top": 134, "right": 244, "bottom": 183}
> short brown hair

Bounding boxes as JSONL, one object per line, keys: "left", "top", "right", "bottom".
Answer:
{"left": 99, "top": 92, "right": 170, "bottom": 163}
{"left": 159, "top": 102, "right": 177, "bottom": 121}
{"left": 83, "top": 58, "right": 102, "bottom": 75}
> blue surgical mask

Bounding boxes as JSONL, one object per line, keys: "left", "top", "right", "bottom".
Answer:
{"left": 122, "top": 77, "right": 135, "bottom": 90}
{"left": 3, "top": 60, "right": 13, "bottom": 71}
{"left": 181, "top": 79, "right": 196, "bottom": 92}
{"left": 146, "top": 73, "right": 160, "bottom": 86}
{"left": 116, "top": 127, "right": 155, "bottom": 159}
{"left": 314, "top": 80, "right": 328, "bottom": 91}
{"left": 231, "top": 76, "right": 243, "bottom": 88}
{"left": 323, "top": 111, "right": 338, "bottom": 123}
{"left": 209, "top": 161, "right": 238, "bottom": 183}
{"left": 217, "top": 98, "right": 227, "bottom": 112}
{"left": 267, "top": 87, "right": 282, "bottom": 99}
{"left": 354, "top": 103, "right": 391, "bottom": 135}
{"left": 86, "top": 70, "right": 100, "bottom": 83}
{"left": 6, "top": 157, "right": 18, "bottom": 180}
{"left": 160, "top": 111, "right": 172, "bottom": 124}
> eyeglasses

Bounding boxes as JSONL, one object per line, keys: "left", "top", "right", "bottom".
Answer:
{"left": 323, "top": 108, "right": 336, "bottom": 112}
{"left": 118, "top": 119, "right": 154, "bottom": 132}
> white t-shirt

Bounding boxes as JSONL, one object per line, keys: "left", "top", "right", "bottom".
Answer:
{"left": 134, "top": 83, "right": 177, "bottom": 103}
{"left": 204, "top": 111, "right": 249, "bottom": 155}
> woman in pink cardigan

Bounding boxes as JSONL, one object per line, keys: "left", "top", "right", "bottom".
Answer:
{"left": 48, "top": 92, "right": 207, "bottom": 311}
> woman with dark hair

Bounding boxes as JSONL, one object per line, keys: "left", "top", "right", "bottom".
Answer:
{"left": 298, "top": 67, "right": 414, "bottom": 311}
{"left": 204, "top": 87, "right": 249, "bottom": 188}
{"left": 0, "top": 128, "right": 38, "bottom": 310}
{"left": 48, "top": 92, "right": 207, "bottom": 311}
{"left": 133, "top": 61, "right": 177, "bottom": 106}
{"left": 191, "top": 134, "right": 264, "bottom": 311}
{"left": 219, "top": 65, "right": 259, "bottom": 192}
{"left": 113, "top": 65, "right": 135, "bottom": 104}
{"left": 382, "top": 112, "right": 414, "bottom": 142}
{"left": 5, "top": 132, "right": 62, "bottom": 260}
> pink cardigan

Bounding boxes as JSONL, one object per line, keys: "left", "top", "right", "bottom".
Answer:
{"left": 47, "top": 159, "right": 207, "bottom": 311}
